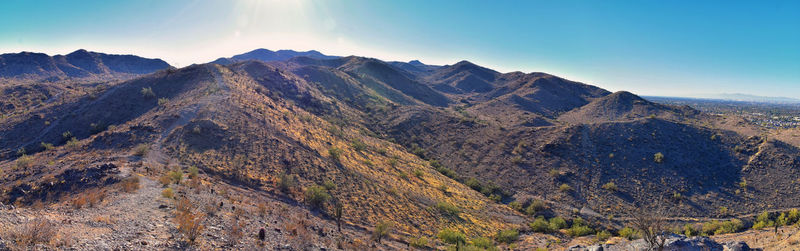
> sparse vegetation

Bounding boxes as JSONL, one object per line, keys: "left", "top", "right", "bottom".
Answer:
{"left": 16, "top": 154, "right": 34, "bottom": 168}
{"left": 495, "top": 229, "right": 519, "bottom": 244}
{"left": 525, "top": 199, "right": 546, "bottom": 215}
{"left": 65, "top": 137, "right": 79, "bottom": 149}
{"left": 596, "top": 230, "right": 612, "bottom": 242}
{"left": 438, "top": 228, "right": 467, "bottom": 248}
{"left": 120, "top": 176, "right": 141, "bottom": 192}
{"left": 566, "top": 217, "right": 594, "bottom": 237}
{"left": 372, "top": 220, "right": 392, "bottom": 244}
{"left": 133, "top": 143, "right": 149, "bottom": 156}
{"left": 328, "top": 147, "right": 343, "bottom": 161}
{"left": 277, "top": 172, "right": 297, "bottom": 192}
{"left": 653, "top": 152, "right": 665, "bottom": 163}
{"left": 351, "top": 139, "right": 367, "bottom": 152}
{"left": 5, "top": 219, "right": 58, "bottom": 247}
{"left": 187, "top": 166, "right": 199, "bottom": 179}
{"left": 175, "top": 198, "right": 206, "bottom": 244}
{"left": 409, "top": 236, "right": 429, "bottom": 248}
{"left": 168, "top": 169, "right": 183, "bottom": 184}
{"left": 40, "top": 142, "right": 54, "bottom": 150}
{"left": 619, "top": 226, "right": 637, "bottom": 240}
{"left": 162, "top": 187, "right": 174, "bottom": 198}
{"left": 602, "top": 182, "right": 617, "bottom": 191}
{"left": 305, "top": 185, "right": 331, "bottom": 209}
{"left": 158, "top": 97, "right": 169, "bottom": 106}
{"left": 559, "top": 183, "right": 573, "bottom": 192}
{"left": 436, "top": 201, "right": 460, "bottom": 216}
{"left": 141, "top": 87, "right": 155, "bottom": 98}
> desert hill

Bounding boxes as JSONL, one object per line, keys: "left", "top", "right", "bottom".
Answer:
{"left": 1, "top": 49, "right": 799, "bottom": 250}
{"left": 0, "top": 49, "right": 170, "bottom": 79}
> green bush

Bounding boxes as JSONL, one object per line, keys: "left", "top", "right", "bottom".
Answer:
{"left": 436, "top": 202, "right": 460, "bottom": 216}
{"left": 702, "top": 219, "right": 744, "bottom": 235}
{"left": 470, "top": 236, "right": 494, "bottom": 249}
{"left": 495, "top": 229, "right": 518, "bottom": 244}
{"left": 567, "top": 225, "right": 594, "bottom": 237}
{"left": 530, "top": 217, "right": 552, "bottom": 233}
{"left": 508, "top": 201, "right": 522, "bottom": 212}
{"left": 549, "top": 216, "right": 568, "bottom": 230}
{"left": 65, "top": 137, "right": 79, "bottom": 149}
{"left": 158, "top": 97, "right": 169, "bottom": 106}
{"left": 372, "top": 220, "right": 392, "bottom": 243}
{"left": 619, "top": 227, "right": 637, "bottom": 240}
{"left": 438, "top": 229, "right": 467, "bottom": 246}
{"left": 752, "top": 211, "right": 774, "bottom": 230}
{"left": 40, "top": 142, "right": 54, "bottom": 151}
{"left": 683, "top": 224, "right": 698, "bottom": 237}
{"left": 465, "top": 177, "right": 482, "bottom": 191}
{"left": 409, "top": 236, "right": 429, "bottom": 248}
{"left": 526, "top": 200, "right": 546, "bottom": 215}
{"left": 305, "top": 185, "right": 331, "bottom": 209}
{"left": 596, "top": 230, "right": 612, "bottom": 242}
{"left": 168, "top": 170, "right": 183, "bottom": 184}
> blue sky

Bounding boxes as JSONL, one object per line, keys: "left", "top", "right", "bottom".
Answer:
{"left": 1, "top": 0, "right": 798, "bottom": 98}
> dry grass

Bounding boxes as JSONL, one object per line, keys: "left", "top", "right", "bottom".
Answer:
{"left": 119, "top": 175, "right": 140, "bottom": 193}
{"left": 72, "top": 189, "right": 106, "bottom": 209}
{"left": 4, "top": 218, "right": 58, "bottom": 247}
{"left": 175, "top": 197, "right": 206, "bottom": 244}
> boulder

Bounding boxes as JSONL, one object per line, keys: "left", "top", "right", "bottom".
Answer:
{"left": 723, "top": 241, "right": 750, "bottom": 251}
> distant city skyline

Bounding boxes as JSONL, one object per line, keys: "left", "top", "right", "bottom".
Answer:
{"left": 1, "top": 0, "right": 798, "bottom": 98}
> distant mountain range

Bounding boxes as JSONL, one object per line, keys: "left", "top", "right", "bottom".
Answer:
{"left": 209, "top": 48, "right": 339, "bottom": 65}
{"left": 659, "top": 93, "right": 800, "bottom": 104}
{"left": 0, "top": 49, "right": 170, "bottom": 79}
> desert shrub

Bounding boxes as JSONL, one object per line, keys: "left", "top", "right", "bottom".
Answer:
{"left": 530, "top": 216, "right": 552, "bottom": 233}
{"left": 399, "top": 172, "right": 409, "bottom": 180}
{"left": 438, "top": 228, "right": 467, "bottom": 246}
{"left": 596, "top": 230, "right": 612, "bottom": 242}
{"left": 175, "top": 198, "right": 206, "bottom": 244}
{"left": 465, "top": 177, "right": 482, "bottom": 190}
{"left": 62, "top": 131, "right": 73, "bottom": 140}
{"left": 351, "top": 139, "right": 367, "bottom": 152}
{"left": 227, "top": 218, "right": 244, "bottom": 246}
{"left": 277, "top": 172, "right": 297, "bottom": 192}
{"left": 471, "top": 236, "right": 494, "bottom": 248}
{"left": 653, "top": 152, "right": 664, "bottom": 163}
{"left": 16, "top": 154, "right": 34, "bottom": 168}
{"left": 438, "top": 184, "right": 449, "bottom": 193}
{"left": 305, "top": 185, "right": 331, "bottom": 209}
{"left": 409, "top": 236, "right": 429, "bottom": 248}
{"left": 323, "top": 180, "right": 337, "bottom": 190}
{"left": 372, "top": 220, "right": 392, "bottom": 243}
{"left": 187, "top": 166, "right": 199, "bottom": 179}
{"left": 413, "top": 169, "right": 424, "bottom": 178}
{"left": 411, "top": 144, "right": 425, "bottom": 158}
{"left": 683, "top": 224, "right": 698, "bottom": 237}
{"left": 567, "top": 217, "right": 594, "bottom": 237}
{"left": 549, "top": 169, "right": 561, "bottom": 178}
{"left": 120, "top": 176, "right": 141, "bottom": 193}
{"left": 158, "top": 97, "right": 169, "bottom": 106}
{"left": 508, "top": 201, "right": 523, "bottom": 211}
{"left": 6, "top": 218, "right": 58, "bottom": 247}
{"left": 162, "top": 188, "right": 174, "bottom": 198}
{"left": 168, "top": 170, "right": 183, "bottom": 184}
{"left": 141, "top": 87, "right": 155, "bottom": 98}
{"left": 526, "top": 199, "right": 546, "bottom": 215}
{"left": 549, "top": 216, "right": 568, "bottom": 229}
{"left": 752, "top": 211, "right": 774, "bottom": 230}
{"left": 133, "top": 144, "right": 149, "bottom": 156}
{"left": 159, "top": 175, "right": 172, "bottom": 187}
{"left": 328, "top": 147, "right": 343, "bottom": 161}
{"left": 559, "top": 183, "right": 572, "bottom": 192}
{"left": 436, "top": 166, "right": 458, "bottom": 179}
{"left": 488, "top": 194, "right": 502, "bottom": 202}
{"left": 65, "top": 137, "right": 79, "bottom": 149}
{"left": 72, "top": 189, "right": 106, "bottom": 209}
{"left": 788, "top": 209, "right": 800, "bottom": 224}
{"left": 601, "top": 182, "right": 617, "bottom": 191}
{"left": 619, "top": 226, "right": 637, "bottom": 240}
{"left": 436, "top": 201, "right": 460, "bottom": 216}
{"left": 40, "top": 142, "right": 54, "bottom": 150}
{"left": 495, "top": 229, "right": 519, "bottom": 244}
{"left": 702, "top": 219, "right": 743, "bottom": 235}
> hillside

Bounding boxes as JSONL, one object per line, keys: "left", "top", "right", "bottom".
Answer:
{"left": 1, "top": 49, "right": 799, "bottom": 250}
{"left": 0, "top": 49, "right": 170, "bottom": 79}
